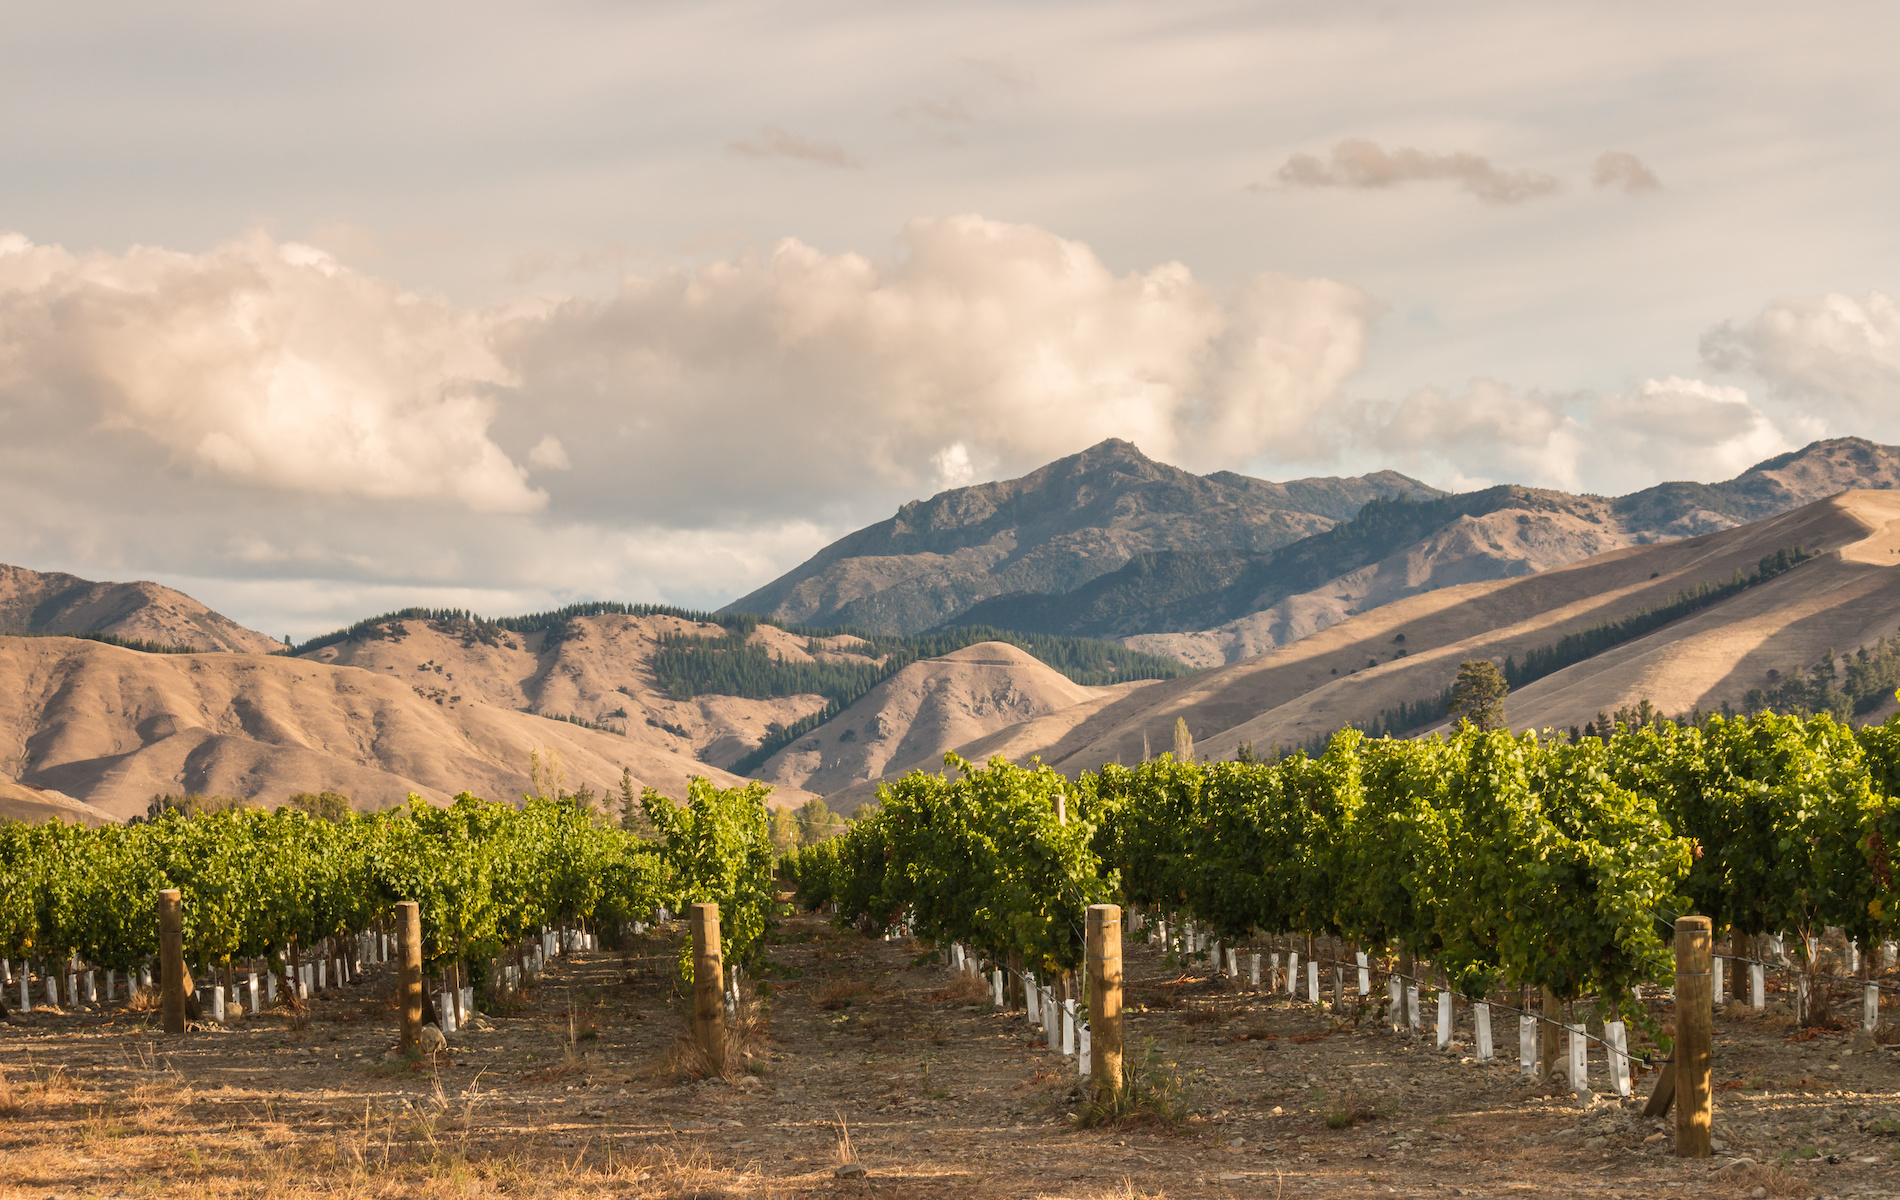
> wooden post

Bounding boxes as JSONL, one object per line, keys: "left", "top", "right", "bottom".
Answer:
{"left": 1087, "top": 904, "right": 1123, "bottom": 1096}
{"left": 158, "top": 889, "right": 186, "bottom": 1035}
{"left": 396, "top": 901, "right": 424, "bottom": 1053}
{"left": 1674, "top": 916, "right": 1713, "bottom": 1158}
{"left": 691, "top": 902, "right": 726, "bottom": 1075}
{"left": 1540, "top": 987, "right": 1562, "bottom": 1079}
{"left": 1397, "top": 947, "right": 1415, "bottom": 1032}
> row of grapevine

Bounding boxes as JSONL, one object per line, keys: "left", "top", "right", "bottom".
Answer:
{"left": 786, "top": 712, "right": 1900, "bottom": 1020}
{"left": 0, "top": 777, "right": 779, "bottom": 1011}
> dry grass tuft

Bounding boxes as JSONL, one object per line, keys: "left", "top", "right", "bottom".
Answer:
{"left": 1075, "top": 1042, "right": 1189, "bottom": 1130}
{"left": 652, "top": 987, "right": 769, "bottom": 1085}
{"left": 1712, "top": 1160, "right": 1811, "bottom": 1197}
{"left": 833, "top": 1109, "right": 857, "bottom": 1165}
{"left": 926, "top": 972, "right": 990, "bottom": 1004}
{"left": 815, "top": 977, "right": 871, "bottom": 1010}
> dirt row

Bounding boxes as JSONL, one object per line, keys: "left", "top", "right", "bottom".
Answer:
{"left": 2, "top": 913, "right": 1897, "bottom": 1199}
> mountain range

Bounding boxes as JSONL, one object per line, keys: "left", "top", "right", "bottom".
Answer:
{"left": 6, "top": 435, "right": 1900, "bottom": 819}
{"left": 723, "top": 439, "right": 1439, "bottom": 634}
{"left": 734, "top": 437, "right": 1900, "bottom": 665}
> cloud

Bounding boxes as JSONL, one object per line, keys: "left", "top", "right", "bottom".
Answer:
{"left": 932, "top": 442, "right": 976, "bottom": 488}
{"left": 1351, "top": 374, "right": 1796, "bottom": 494}
{"left": 1702, "top": 292, "right": 1900, "bottom": 426}
{"left": 528, "top": 435, "right": 570, "bottom": 470}
{"left": 1358, "top": 378, "right": 1585, "bottom": 488}
{"left": 497, "top": 214, "right": 1377, "bottom": 521}
{"left": 898, "top": 99, "right": 975, "bottom": 126}
{"left": 897, "top": 98, "right": 976, "bottom": 146}
{"left": 0, "top": 231, "right": 542, "bottom": 513}
{"left": 0, "top": 217, "right": 1375, "bottom": 636}
{"left": 1269, "top": 139, "right": 1561, "bottom": 205}
{"left": 1587, "top": 376, "right": 1792, "bottom": 484}
{"left": 726, "top": 126, "right": 861, "bottom": 168}
{"left": 958, "top": 56, "right": 1035, "bottom": 97}
{"left": 1593, "top": 151, "right": 1661, "bottom": 193}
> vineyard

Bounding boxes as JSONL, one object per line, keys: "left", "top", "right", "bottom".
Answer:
{"left": 786, "top": 711, "right": 1900, "bottom": 1047}
{"left": 3, "top": 710, "right": 1900, "bottom": 1197}
{"left": 0, "top": 779, "right": 776, "bottom": 1019}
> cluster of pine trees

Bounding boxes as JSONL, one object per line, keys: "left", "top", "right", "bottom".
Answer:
{"left": 1740, "top": 638, "right": 1900, "bottom": 721}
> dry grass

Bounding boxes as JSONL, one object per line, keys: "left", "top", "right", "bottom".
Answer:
{"left": 0, "top": 1063, "right": 21, "bottom": 1118}
{"left": 926, "top": 971, "right": 990, "bottom": 1004}
{"left": 652, "top": 986, "right": 769, "bottom": 1084}
{"left": 1074, "top": 1042, "right": 1189, "bottom": 1130}
{"left": 814, "top": 977, "right": 871, "bottom": 1010}
{"left": 1711, "top": 1160, "right": 1811, "bottom": 1197}
{"left": 1085, "top": 1181, "right": 1170, "bottom": 1200}
{"left": 833, "top": 1109, "right": 857, "bottom": 1164}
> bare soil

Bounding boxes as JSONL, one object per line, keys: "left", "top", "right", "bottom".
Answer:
{"left": 3, "top": 915, "right": 1897, "bottom": 1200}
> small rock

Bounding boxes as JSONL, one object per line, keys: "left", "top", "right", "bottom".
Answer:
{"left": 1711, "top": 1138, "right": 1727, "bottom": 1152}
{"left": 418, "top": 1025, "right": 447, "bottom": 1053}
{"left": 834, "top": 1163, "right": 866, "bottom": 1179}
{"left": 1583, "top": 1136, "right": 1607, "bottom": 1150}
{"left": 1644, "top": 1132, "right": 1666, "bottom": 1145}
{"left": 1750, "top": 1189, "right": 1766, "bottom": 1199}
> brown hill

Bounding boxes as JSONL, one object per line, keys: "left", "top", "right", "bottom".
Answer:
{"left": 0, "top": 779, "right": 114, "bottom": 826}
{"left": 0, "top": 636, "right": 809, "bottom": 821}
{"left": 822, "top": 490, "right": 1900, "bottom": 811}
{"left": 298, "top": 612, "right": 857, "bottom": 770}
{"left": 751, "top": 641, "right": 1149, "bottom": 795}
{"left": 723, "top": 438, "right": 1436, "bottom": 634}
{"left": 1123, "top": 439, "right": 1900, "bottom": 666}
{"left": 0, "top": 563, "right": 284, "bottom": 653}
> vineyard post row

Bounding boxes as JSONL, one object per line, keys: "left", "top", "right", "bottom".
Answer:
{"left": 938, "top": 905, "right": 1720, "bottom": 1157}
{"left": 772, "top": 716, "right": 1900, "bottom": 1159}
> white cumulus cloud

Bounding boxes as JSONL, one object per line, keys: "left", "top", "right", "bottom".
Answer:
{"left": 1349, "top": 374, "right": 1797, "bottom": 494}
{"left": 1702, "top": 291, "right": 1900, "bottom": 432}
{"left": 497, "top": 214, "right": 1377, "bottom": 520}
{"left": 0, "top": 231, "right": 542, "bottom": 513}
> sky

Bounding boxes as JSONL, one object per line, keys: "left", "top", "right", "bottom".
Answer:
{"left": 4, "top": 0, "right": 1900, "bottom": 640}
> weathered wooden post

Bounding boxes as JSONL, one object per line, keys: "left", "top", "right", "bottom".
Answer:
{"left": 158, "top": 889, "right": 186, "bottom": 1034}
{"left": 691, "top": 902, "right": 727, "bottom": 1075}
{"left": 1540, "top": 987, "right": 1562, "bottom": 1079}
{"left": 1087, "top": 904, "right": 1122, "bottom": 1097}
{"left": 1675, "top": 916, "right": 1713, "bottom": 1158}
{"left": 396, "top": 901, "right": 424, "bottom": 1053}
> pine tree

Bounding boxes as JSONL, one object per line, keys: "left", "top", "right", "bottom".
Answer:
{"left": 1447, "top": 660, "right": 1509, "bottom": 732}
